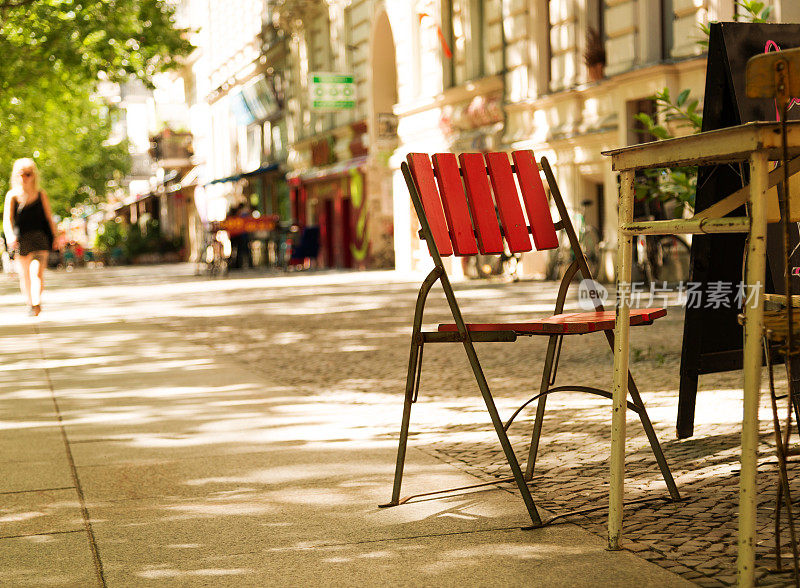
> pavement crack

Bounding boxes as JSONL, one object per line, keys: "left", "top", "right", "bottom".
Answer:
{"left": 0, "top": 529, "right": 86, "bottom": 541}
{"left": 34, "top": 324, "right": 106, "bottom": 588}
{"left": 0, "top": 486, "right": 75, "bottom": 496}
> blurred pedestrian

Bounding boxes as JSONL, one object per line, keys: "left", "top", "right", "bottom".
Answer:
{"left": 2, "top": 158, "right": 56, "bottom": 316}
{"left": 226, "top": 202, "right": 253, "bottom": 269}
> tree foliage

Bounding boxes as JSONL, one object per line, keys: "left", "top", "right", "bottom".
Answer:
{"left": 0, "top": 0, "right": 192, "bottom": 92}
{"left": 0, "top": 0, "right": 192, "bottom": 218}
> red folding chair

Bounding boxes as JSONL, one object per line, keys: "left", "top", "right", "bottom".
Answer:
{"left": 380, "top": 151, "right": 680, "bottom": 527}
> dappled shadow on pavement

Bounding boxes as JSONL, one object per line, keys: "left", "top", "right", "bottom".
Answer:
{"left": 151, "top": 272, "right": 795, "bottom": 587}
{"left": 0, "top": 265, "right": 791, "bottom": 585}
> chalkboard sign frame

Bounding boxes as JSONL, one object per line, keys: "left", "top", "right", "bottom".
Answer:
{"left": 677, "top": 22, "right": 800, "bottom": 439}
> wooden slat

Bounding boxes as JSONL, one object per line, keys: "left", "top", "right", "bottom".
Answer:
{"left": 459, "top": 153, "right": 504, "bottom": 254}
{"left": 407, "top": 153, "right": 453, "bottom": 256}
{"left": 437, "top": 308, "right": 666, "bottom": 335}
{"left": 512, "top": 150, "right": 559, "bottom": 250}
{"left": 484, "top": 153, "right": 533, "bottom": 253}
{"left": 432, "top": 153, "right": 479, "bottom": 255}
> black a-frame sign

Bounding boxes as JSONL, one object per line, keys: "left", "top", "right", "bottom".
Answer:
{"left": 677, "top": 22, "right": 800, "bottom": 438}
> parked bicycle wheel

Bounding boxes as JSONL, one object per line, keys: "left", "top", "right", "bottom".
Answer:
{"left": 464, "top": 252, "right": 520, "bottom": 281}
{"left": 579, "top": 224, "right": 602, "bottom": 279}
{"left": 545, "top": 232, "right": 572, "bottom": 281}
{"left": 651, "top": 235, "right": 691, "bottom": 283}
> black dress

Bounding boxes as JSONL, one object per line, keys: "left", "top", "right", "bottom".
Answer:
{"left": 13, "top": 193, "right": 52, "bottom": 255}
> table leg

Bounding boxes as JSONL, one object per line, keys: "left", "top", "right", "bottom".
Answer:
{"left": 738, "top": 150, "right": 768, "bottom": 586}
{"left": 609, "top": 169, "right": 634, "bottom": 550}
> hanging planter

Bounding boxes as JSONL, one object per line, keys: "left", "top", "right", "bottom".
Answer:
{"left": 584, "top": 27, "right": 606, "bottom": 82}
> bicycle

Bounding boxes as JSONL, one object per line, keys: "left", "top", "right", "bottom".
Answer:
{"left": 632, "top": 199, "right": 691, "bottom": 284}
{"left": 635, "top": 232, "right": 691, "bottom": 284}
{"left": 545, "top": 199, "right": 602, "bottom": 280}
{"left": 463, "top": 243, "right": 522, "bottom": 281}
{"left": 196, "top": 224, "right": 230, "bottom": 277}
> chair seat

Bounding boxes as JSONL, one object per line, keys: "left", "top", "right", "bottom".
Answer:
{"left": 437, "top": 308, "right": 667, "bottom": 335}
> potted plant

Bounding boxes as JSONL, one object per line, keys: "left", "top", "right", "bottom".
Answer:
{"left": 584, "top": 27, "right": 606, "bottom": 82}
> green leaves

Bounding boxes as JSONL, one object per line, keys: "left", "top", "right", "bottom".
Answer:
{"left": 633, "top": 113, "right": 672, "bottom": 140}
{"left": 0, "top": 72, "right": 132, "bottom": 217}
{"left": 634, "top": 166, "right": 697, "bottom": 217}
{"left": 734, "top": 1, "right": 772, "bottom": 22}
{"left": 634, "top": 87, "right": 703, "bottom": 146}
{"left": 0, "top": 0, "right": 193, "bottom": 92}
{"left": 0, "top": 0, "right": 192, "bottom": 221}
{"left": 699, "top": 2, "right": 772, "bottom": 48}
{"left": 633, "top": 87, "right": 704, "bottom": 214}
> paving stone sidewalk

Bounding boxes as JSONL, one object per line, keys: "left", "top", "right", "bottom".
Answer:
{"left": 3, "top": 264, "right": 797, "bottom": 585}
{"left": 171, "top": 270, "right": 800, "bottom": 587}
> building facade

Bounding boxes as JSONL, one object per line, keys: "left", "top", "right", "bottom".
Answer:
{"left": 176, "top": 0, "right": 800, "bottom": 276}
{"left": 382, "top": 0, "right": 800, "bottom": 279}
{"left": 273, "top": 0, "right": 396, "bottom": 269}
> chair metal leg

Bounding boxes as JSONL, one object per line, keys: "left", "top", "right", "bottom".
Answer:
{"left": 381, "top": 338, "right": 423, "bottom": 508}
{"left": 381, "top": 268, "right": 441, "bottom": 508}
{"left": 601, "top": 329, "right": 680, "bottom": 501}
{"left": 526, "top": 335, "right": 560, "bottom": 481}
{"left": 461, "top": 338, "right": 543, "bottom": 527}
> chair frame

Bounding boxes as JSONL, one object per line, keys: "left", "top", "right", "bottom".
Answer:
{"left": 380, "top": 153, "right": 680, "bottom": 527}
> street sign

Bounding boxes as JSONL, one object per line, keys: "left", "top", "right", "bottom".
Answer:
{"left": 309, "top": 72, "right": 355, "bottom": 111}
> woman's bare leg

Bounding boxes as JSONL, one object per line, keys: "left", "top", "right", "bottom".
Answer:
{"left": 16, "top": 254, "right": 33, "bottom": 307}
{"left": 29, "top": 252, "right": 46, "bottom": 307}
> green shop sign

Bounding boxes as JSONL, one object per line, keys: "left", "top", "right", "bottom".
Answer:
{"left": 309, "top": 72, "right": 355, "bottom": 111}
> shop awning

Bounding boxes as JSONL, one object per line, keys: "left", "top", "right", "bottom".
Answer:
{"left": 112, "top": 191, "right": 156, "bottom": 211}
{"left": 288, "top": 155, "right": 367, "bottom": 183}
{"left": 205, "top": 163, "right": 280, "bottom": 186}
{"left": 205, "top": 172, "right": 243, "bottom": 186}
{"left": 241, "top": 162, "right": 280, "bottom": 178}
{"left": 167, "top": 166, "right": 200, "bottom": 193}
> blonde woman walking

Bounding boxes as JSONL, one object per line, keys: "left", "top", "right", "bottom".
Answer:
{"left": 3, "top": 158, "right": 56, "bottom": 316}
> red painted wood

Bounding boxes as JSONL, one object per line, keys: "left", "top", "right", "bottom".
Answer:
{"left": 432, "top": 153, "right": 479, "bottom": 256}
{"left": 458, "top": 153, "right": 504, "bottom": 254}
{"left": 511, "top": 150, "right": 559, "bottom": 250}
{"left": 437, "top": 309, "right": 667, "bottom": 335}
{"left": 407, "top": 153, "right": 453, "bottom": 256}
{"left": 484, "top": 152, "right": 532, "bottom": 253}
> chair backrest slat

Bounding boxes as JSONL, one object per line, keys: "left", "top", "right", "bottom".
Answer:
{"left": 458, "top": 153, "right": 504, "bottom": 254}
{"left": 432, "top": 153, "right": 479, "bottom": 255}
{"left": 484, "top": 153, "right": 533, "bottom": 253}
{"left": 512, "top": 150, "right": 559, "bottom": 250}
{"left": 407, "top": 153, "right": 454, "bottom": 256}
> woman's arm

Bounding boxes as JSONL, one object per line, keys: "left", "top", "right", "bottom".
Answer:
{"left": 39, "top": 190, "right": 57, "bottom": 237}
{"left": 3, "top": 192, "right": 17, "bottom": 246}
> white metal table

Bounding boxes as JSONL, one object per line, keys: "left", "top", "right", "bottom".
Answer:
{"left": 603, "top": 120, "right": 800, "bottom": 587}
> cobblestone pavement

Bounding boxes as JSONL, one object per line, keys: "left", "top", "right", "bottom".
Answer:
{"left": 6, "top": 264, "right": 799, "bottom": 586}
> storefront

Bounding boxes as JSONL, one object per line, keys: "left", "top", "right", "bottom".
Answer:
{"left": 113, "top": 191, "right": 160, "bottom": 227}
{"left": 289, "top": 155, "right": 368, "bottom": 270}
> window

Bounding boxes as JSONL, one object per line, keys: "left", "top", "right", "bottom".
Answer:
{"left": 466, "top": 0, "right": 485, "bottom": 81}
{"left": 628, "top": 98, "right": 657, "bottom": 146}
{"left": 307, "top": 10, "right": 333, "bottom": 133}
{"left": 661, "top": 0, "right": 674, "bottom": 60}
{"left": 246, "top": 124, "right": 261, "bottom": 170}
{"left": 549, "top": 0, "right": 579, "bottom": 90}
{"left": 441, "top": 0, "right": 489, "bottom": 87}
{"left": 441, "top": 0, "right": 455, "bottom": 87}
{"left": 344, "top": 5, "right": 355, "bottom": 73}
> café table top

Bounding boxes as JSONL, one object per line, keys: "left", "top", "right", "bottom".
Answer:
{"left": 602, "top": 120, "right": 800, "bottom": 171}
